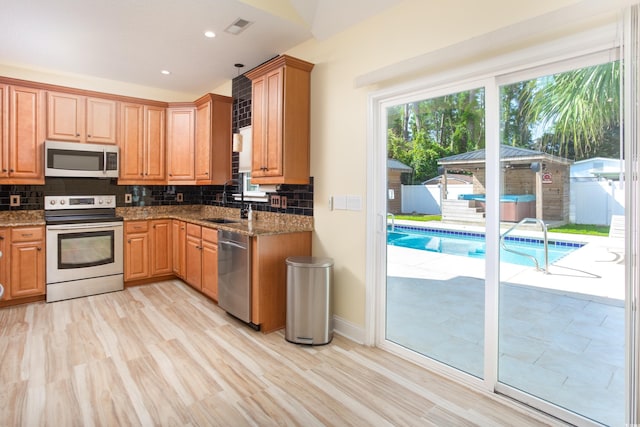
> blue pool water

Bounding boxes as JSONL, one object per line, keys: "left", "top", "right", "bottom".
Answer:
{"left": 387, "top": 225, "right": 583, "bottom": 267}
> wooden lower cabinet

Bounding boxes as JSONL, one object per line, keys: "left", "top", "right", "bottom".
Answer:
{"left": 0, "top": 226, "right": 46, "bottom": 302}
{"left": 150, "top": 220, "right": 172, "bottom": 276}
{"left": 124, "top": 221, "right": 149, "bottom": 281}
{"left": 171, "top": 220, "right": 186, "bottom": 278}
{"left": 125, "top": 219, "right": 174, "bottom": 283}
{"left": 251, "top": 231, "right": 312, "bottom": 333}
{"left": 200, "top": 227, "right": 218, "bottom": 301}
{"left": 184, "top": 223, "right": 202, "bottom": 290}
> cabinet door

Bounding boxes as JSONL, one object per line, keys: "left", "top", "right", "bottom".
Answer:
{"left": 10, "top": 240, "right": 45, "bottom": 298}
{"left": 201, "top": 238, "right": 218, "bottom": 301}
{"left": 119, "top": 103, "right": 144, "bottom": 181}
{"left": 0, "top": 85, "right": 8, "bottom": 178}
{"left": 210, "top": 97, "right": 232, "bottom": 184}
{"left": 125, "top": 232, "right": 149, "bottom": 281}
{"left": 144, "top": 106, "right": 166, "bottom": 181}
{"left": 251, "top": 75, "right": 267, "bottom": 177}
{"left": 195, "top": 101, "right": 212, "bottom": 181}
{"left": 263, "top": 68, "right": 284, "bottom": 178}
{"left": 86, "top": 97, "right": 117, "bottom": 144}
{"left": 0, "top": 229, "right": 7, "bottom": 299}
{"left": 9, "top": 86, "right": 44, "bottom": 181}
{"left": 150, "top": 220, "right": 172, "bottom": 276}
{"left": 185, "top": 234, "right": 202, "bottom": 290}
{"left": 47, "top": 92, "right": 84, "bottom": 142}
{"left": 167, "top": 107, "right": 195, "bottom": 181}
{"left": 171, "top": 220, "right": 186, "bottom": 278}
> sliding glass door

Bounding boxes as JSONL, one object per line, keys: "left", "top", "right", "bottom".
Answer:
{"left": 375, "top": 34, "right": 636, "bottom": 423}
{"left": 497, "top": 60, "right": 625, "bottom": 426}
{"left": 385, "top": 86, "right": 486, "bottom": 378}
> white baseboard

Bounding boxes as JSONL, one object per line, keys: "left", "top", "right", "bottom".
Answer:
{"left": 333, "top": 315, "right": 366, "bottom": 344}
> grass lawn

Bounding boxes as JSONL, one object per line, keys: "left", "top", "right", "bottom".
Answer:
{"left": 393, "top": 214, "right": 442, "bottom": 222}
{"left": 547, "top": 223, "right": 609, "bottom": 236}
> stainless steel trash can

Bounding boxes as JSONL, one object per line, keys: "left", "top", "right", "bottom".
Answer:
{"left": 285, "top": 256, "right": 334, "bottom": 345}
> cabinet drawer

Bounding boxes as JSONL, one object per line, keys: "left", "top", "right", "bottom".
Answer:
{"left": 126, "top": 221, "right": 148, "bottom": 233}
{"left": 186, "top": 223, "right": 201, "bottom": 238}
{"left": 202, "top": 227, "right": 218, "bottom": 243}
{"left": 11, "top": 227, "right": 44, "bottom": 242}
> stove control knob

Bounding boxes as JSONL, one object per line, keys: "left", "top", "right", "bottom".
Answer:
{"left": 98, "top": 199, "right": 104, "bottom": 205}
{"left": 60, "top": 200, "right": 65, "bottom": 205}
{"left": 106, "top": 199, "right": 113, "bottom": 205}
{"left": 49, "top": 200, "right": 56, "bottom": 205}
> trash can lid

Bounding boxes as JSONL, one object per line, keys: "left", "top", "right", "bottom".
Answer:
{"left": 286, "top": 256, "right": 334, "bottom": 268}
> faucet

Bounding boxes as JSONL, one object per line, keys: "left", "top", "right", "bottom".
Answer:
{"left": 222, "top": 178, "right": 248, "bottom": 218}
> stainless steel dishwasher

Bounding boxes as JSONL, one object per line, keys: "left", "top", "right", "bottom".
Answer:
{"left": 218, "top": 230, "right": 252, "bottom": 323}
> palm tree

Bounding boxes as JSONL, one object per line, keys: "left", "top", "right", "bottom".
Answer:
{"left": 524, "top": 61, "right": 620, "bottom": 160}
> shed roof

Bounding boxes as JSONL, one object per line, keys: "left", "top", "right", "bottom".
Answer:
{"left": 437, "top": 145, "right": 572, "bottom": 166}
{"left": 387, "top": 158, "right": 413, "bottom": 171}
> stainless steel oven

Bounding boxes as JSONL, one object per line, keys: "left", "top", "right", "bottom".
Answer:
{"left": 45, "top": 195, "right": 123, "bottom": 302}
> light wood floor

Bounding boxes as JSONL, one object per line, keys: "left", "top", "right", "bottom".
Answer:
{"left": 0, "top": 280, "right": 565, "bottom": 426}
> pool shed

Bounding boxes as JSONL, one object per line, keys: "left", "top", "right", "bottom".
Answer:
{"left": 437, "top": 145, "right": 573, "bottom": 223}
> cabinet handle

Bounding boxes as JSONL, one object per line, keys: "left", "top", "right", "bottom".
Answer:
{"left": 21, "top": 233, "right": 33, "bottom": 237}
{"left": 0, "top": 236, "right": 4, "bottom": 240}
{"left": 87, "top": 134, "right": 91, "bottom": 137}
{"left": 76, "top": 133, "right": 80, "bottom": 137}
{"left": 2, "top": 169, "right": 6, "bottom": 172}
{"left": 128, "top": 239, "right": 131, "bottom": 243}
{"left": 140, "top": 173, "right": 144, "bottom": 176}
{"left": 37, "top": 247, "right": 42, "bottom": 251}
{"left": 169, "top": 173, "right": 172, "bottom": 177}
{"left": 9, "top": 169, "right": 14, "bottom": 173}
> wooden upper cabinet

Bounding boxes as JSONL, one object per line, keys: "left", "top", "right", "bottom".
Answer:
{"left": 246, "top": 55, "right": 314, "bottom": 185}
{"left": 0, "top": 85, "right": 7, "bottom": 179}
{"left": 194, "top": 94, "right": 232, "bottom": 184}
{"left": 167, "top": 107, "right": 195, "bottom": 182}
{"left": 144, "top": 105, "right": 166, "bottom": 182}
{"left": 4, "top": 86, "right": 44, "bottom": 183}
{"left": 86, "top": 97, "right": 118, "bottom": 144}
{"left": 47, "top": 91, "right": 117, "bottom": 144}
{"left": 118, "top": 103, "right": 165, "bottom": 184}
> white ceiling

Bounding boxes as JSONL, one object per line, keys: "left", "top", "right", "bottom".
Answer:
{"left": 0, "top": 0, "right": 400, "bottom": 96}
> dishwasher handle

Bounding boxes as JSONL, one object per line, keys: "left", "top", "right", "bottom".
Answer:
{"left": 219, "top": 240, "right": 247, "bottom": 250}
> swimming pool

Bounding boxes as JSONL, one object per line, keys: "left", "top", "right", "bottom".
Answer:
{"left": 387, "top": 225, "right": 583, "bottom": 267}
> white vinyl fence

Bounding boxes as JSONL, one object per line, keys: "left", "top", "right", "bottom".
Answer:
{"left": 570, "top": 180, "right": 624, "bottom": 225}
{"left": 401, "top": 180, "right": 623, "bottom": 224}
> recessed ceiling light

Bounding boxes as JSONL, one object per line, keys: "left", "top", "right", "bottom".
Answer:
{"left": 161, "top": 70, "right": 171, "bottom": 75}
{"left": 204, "top": 30, "right": 216, "bottom": 38}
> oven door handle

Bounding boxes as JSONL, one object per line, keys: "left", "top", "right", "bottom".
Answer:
{"left": 47, "top": 223, "right": 123, "bottom": 231}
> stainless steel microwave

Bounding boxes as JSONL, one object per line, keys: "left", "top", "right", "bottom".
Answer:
{"left": 45, "top": 140, "right": 119, "bottom": 178}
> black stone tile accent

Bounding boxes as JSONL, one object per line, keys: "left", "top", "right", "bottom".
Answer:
{"left": 232, "top": 75, "right": 252, "bottom": 132}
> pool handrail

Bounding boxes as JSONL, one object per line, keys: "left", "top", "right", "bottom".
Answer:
{"left": 387, "top": 213, "right": 395, "bottom": 231}
{"left": 500, "top": 217, "right": 549, "bottom": 274}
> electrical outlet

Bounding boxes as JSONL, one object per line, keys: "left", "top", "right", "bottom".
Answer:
{"left": 270, "top": 195, "right": 281, "bottom": 208}
{"left": 125, "top": 193, "right": 132, "bottom": 203}
{"left": 10, "top": 195, "right": 20, "bottom": 207}
{"left": 280, "top": 196, "right": 287, "bottom": 209}
{"left": 176, "top": 193, "right": 184, "bottom": 202}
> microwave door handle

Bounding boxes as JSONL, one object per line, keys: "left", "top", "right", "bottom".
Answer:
{"left": 103, "top": 149, "right": 107, "bottom": 174}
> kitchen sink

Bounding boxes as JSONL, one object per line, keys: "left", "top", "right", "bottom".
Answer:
{"left": 202, "top": 218, "right": 239, "bottom": 224}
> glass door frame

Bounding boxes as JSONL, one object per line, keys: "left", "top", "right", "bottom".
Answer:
{"left": 366, "top": 25, "right": 637, "bottom": 426}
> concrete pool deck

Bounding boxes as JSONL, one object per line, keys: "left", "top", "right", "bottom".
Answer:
{"left": 386, "top": 220, "right": 625, "bottom": 426}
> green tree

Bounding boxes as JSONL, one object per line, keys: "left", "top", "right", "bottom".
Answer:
{"left": 525, "top": 61, "right": 620, "bottom": 159}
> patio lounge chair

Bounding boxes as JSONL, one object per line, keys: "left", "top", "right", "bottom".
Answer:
{"left": 603, "top": 214, "right": 625, "bottom": 264}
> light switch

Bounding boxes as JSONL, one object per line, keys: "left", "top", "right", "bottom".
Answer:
{"left": 347, "top": 195, "right": 362, "bottom": 211}
{"left": 333, "top": 195, "right": 347, "bottom": 210}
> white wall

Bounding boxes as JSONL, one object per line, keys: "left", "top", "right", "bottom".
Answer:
{"left": 283, "top": 0, "right": 600, "bottom": 331}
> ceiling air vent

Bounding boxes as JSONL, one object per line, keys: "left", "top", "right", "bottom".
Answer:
{"left": 225, "top": 18, "right": 253, "bottom": 35}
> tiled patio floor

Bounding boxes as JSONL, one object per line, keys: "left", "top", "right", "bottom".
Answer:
{"left": 386, "top": 228, "right": 625, "bottom": 426}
